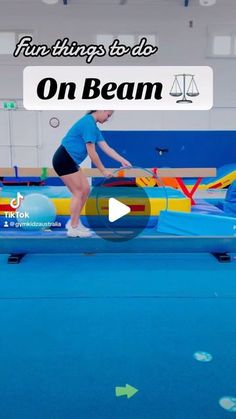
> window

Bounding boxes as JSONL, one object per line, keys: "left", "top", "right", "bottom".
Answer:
{"left": 96, "top": 34, "right": 114, "bottom": 49}
{"left": 138, "top": 34, "right": 157, "bottom": 45}
{"left": 0, "top": 31, "right": 33, "bottom": 55}
{"left": 96, "top": 33, "right": 157, "bottom": 49}
{"left": 117, "top": 34, "right": 135, "bottom": 47}
{"left": 17, "top": 33, "right": 32, "bottom": 42}
{"left": 0, "top": 32, "right": 15, "bottom": 54}
{"left": 207, "top": 26, "right": 236, "bottom": 58}
{"left": 234, "top": 37, "right": 236, "bottom": 55}
{"left": 213, "top": 36, "right": 231, "bottom": 55}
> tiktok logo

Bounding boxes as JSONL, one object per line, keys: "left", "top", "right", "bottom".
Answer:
{"left": 10, "top": 192, "right": 24, "bottom": 209}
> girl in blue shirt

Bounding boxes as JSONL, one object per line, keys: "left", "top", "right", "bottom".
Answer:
{"left": 52, "top": 110, "right": 131, "bottom": 237}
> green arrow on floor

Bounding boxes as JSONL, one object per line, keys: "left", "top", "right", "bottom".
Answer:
{"left": 115, "top": 384, "right": 138, "bottom": 399}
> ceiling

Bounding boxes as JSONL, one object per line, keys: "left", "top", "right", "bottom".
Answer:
{"left": 0, "top": 0, "right": 235, "bottom": 5}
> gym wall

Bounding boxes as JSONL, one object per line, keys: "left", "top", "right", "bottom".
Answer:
{"left": 0, "top": 0, "right": 235, "bottom": 167}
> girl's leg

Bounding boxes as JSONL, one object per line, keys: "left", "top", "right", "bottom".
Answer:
{"left": 60, "top": 170, "right": 90, "bottom": 228}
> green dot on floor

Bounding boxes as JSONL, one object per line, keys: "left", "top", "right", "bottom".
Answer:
{"left": 193, "top": 351, "right": 213, "bottom": 362}
{"left": 219, "top": 397, "right": 236, "bottom": 412}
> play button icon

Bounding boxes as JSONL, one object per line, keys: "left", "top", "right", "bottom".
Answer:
{"left": 84, "top": 167, "right": 157, "bottom": 242}
{"left": 108, "top": 198, "right": 131, "bottom": 222}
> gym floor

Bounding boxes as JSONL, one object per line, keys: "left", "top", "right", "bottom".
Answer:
{"left": 1, "top": 252, "right": 236, "bottom": 418}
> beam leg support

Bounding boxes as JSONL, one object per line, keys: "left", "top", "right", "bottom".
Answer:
{"left": 8, "top": 253, "right": 26, "bottom": 264}
{"left": 212, "top": 252, "right": 231, "bottom": 263}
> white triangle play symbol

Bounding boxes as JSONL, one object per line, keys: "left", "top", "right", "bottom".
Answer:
{"left": 108, "top": 198, "right": 131, "bottom": 223}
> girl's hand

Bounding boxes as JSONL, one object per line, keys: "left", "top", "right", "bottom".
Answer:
{"left": 102, "top": 169, "right": 114, "bottom": 178}
{"left": 120, "top": 158, "right": 132, "bottom": 167}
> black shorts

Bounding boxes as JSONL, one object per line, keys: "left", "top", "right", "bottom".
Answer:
{"left": 52, "top": 145, "right": 80, "bottom": 176}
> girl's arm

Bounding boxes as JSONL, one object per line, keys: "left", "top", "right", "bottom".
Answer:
{"left": 98, "top": 141, "right": 131, "bottom": 167}
{"left": 86, "top": 143, "right": 113, "bottom": 177}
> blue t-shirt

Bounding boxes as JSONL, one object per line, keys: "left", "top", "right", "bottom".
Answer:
{"left": 61, "top": 114, "right": 104, "bottom": 165}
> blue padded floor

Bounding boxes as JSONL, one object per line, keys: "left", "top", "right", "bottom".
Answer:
{"left": 1, "top": 253, "right": 236, "bottom": 419}
{"left": 1, "top": 253, "right": 236, "bottom": 298}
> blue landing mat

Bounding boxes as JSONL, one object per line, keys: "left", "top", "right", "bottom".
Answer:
{"left": 0, "top": 297, "right": 236, "bottom": 419}
{"left": 1, "top": 253, "right": 236, "bottom": 298}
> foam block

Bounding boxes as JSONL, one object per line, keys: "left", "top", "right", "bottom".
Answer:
{"left": 157, "top": 210, "right": 236, "bottom": 236}
{"left": 192, "top": 199, "right": 224, "bottom": 216}
{"left": 226, "top": 180, "right": 236, "bottom": 202}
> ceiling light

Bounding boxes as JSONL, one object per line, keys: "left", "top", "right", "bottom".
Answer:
{"left": 199, "top": 0, "right": 216, "bottom": 5}
{"left": 42, "top": 0, "right": 59, "bottom": 5}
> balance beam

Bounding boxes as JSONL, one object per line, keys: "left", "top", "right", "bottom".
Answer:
{"left": 0, "top": 233, "right": 236, "bottom": 255}
{"left": 0, "top": 167, "right": 216, "bottom": 178}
